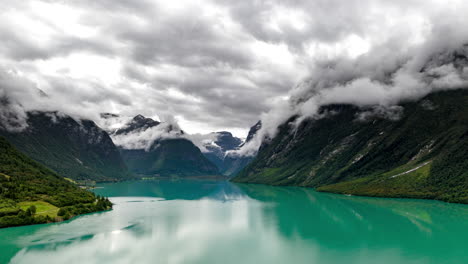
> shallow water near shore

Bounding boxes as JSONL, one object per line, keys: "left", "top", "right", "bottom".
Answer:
{"left": 0, "top": 180, "right": 467, "bottom": 264}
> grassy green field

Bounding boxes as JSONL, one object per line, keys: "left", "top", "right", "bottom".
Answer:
{"left": 18, "top": 201, "right": 59, "bottom": 218}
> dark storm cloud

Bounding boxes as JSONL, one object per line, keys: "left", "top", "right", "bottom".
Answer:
{"left": 1, "top": 0, "right": 468, "bottom": 138}
{"left": 236, "top": 13, "right": 468, "bottom": 156}
{"left": 0, "top": 0, "right": 301, "bottom": 134}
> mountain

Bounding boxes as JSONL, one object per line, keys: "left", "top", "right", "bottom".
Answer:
{"left": 222, "top": 154, "right": 254, "bottom": 177}
{"left": 0, "top": 112, "right": 132, "bottom": 182}
{"left": 202, "top": 122, "right": 262, "bottom": 177}
{"left": 113, "top": 114, "right": 161, "bottom": 135}
{"left": 244, "top": 121, "right": 262, "bottom": 143}
{"left": 222, "top": 121, "right": 262, "bottom": 176}
{"left": 113, "top": 115, "right": 221, "bottom": 178}
{"left": 233, "top": 90, "right": 468, "bottom": 204}
{"left": 0, "top": 136, "right": 112, "bottom": 228}
{"left": 202, "top": 131, "right": 243, "bottom": 174}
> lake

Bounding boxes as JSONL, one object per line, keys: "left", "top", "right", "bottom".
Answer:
{"left": 0, "top": 180, "right": 467, "bottom": 264}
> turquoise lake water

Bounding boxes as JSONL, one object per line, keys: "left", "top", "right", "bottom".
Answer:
{"left": 0, "top": 180, "right": 467, "bottom": 264}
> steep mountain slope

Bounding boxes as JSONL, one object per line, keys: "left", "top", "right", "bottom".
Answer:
{"left": 244, "top": 121, "right": 262, "bottom": 143}
{"left": 120, "top": 139, "right": 221, "bottom": 177}
{"left": 202, "top": 122, "right": 262, "bottom": 177}
{"left": 233, "top": 90, "right": 468, "bottom": 204}
{"left": 202, "top": 131, "right": 243, "bottom": 174}
{"left": 222, "top": 154, "right": 254, "bottom": 177}
{"left": 0, "top": 112, "right": 132, "bottom": 182}
{"left": 113, "top": 115, "right": 220, "bottom": 178}
{"left": 215, "top": 131, "right": 243, "bottom": 151}
{"left": 0, "top": 136, "right": 111, "bottom": 228}
{"left": 222, "top": 121, "right": 262, "bottom": 176}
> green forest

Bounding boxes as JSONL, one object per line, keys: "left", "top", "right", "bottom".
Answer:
{"left": 0, "top": 136, "right": 112, "bottom": 228}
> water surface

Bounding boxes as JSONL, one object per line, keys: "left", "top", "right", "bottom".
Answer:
{"left": 0, "top": 180, "right": 467, "bottom": 264}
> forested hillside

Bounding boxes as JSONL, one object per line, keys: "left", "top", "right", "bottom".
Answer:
{"left": 0, "top": 137, "right": 112, "bottom": 228}
{"left": 0, "top": 112, "right": 132, "bottom": 182}
{"left": 233, "top": 90, "right": 468, "bottom": 204}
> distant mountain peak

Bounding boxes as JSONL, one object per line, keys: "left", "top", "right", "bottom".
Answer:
{"left": 201, "top": 125, "right": 261, "bottom": 177}
{"left": 100, "top": 113, "right": 119, "bottom": 119}
{"left": 133, "top": 114, "right": 146, "bottom": 121}
{"left": 245, "top": 121, "right": 261, "bottom": 143}
{"left": 113, "top": 114, "right": 160, "bottom": 135}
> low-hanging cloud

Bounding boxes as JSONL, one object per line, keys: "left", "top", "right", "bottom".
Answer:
{"left": 110, "top": 115, "right": 184, "bottom": 151}
{"left": 187, "top": 133, "right": 221, "bottom": 153}
{"left": 110, "top": 114, "right": 230, "bottom": 153}
{"left": 234, "top": 15, "right": 468, "bottom": 156}
{"left": 1, "top": 0, "right": 468, "bottom": 142}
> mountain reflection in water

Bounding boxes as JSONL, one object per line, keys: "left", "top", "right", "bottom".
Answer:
{"left": 0, "top": 180, "right": 466, "bottom": 264}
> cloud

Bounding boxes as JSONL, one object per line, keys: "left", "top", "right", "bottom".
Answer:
{"left": 186, "top": 133, "right": 220, "bottom": 153}
{"left": 1, "top": 0, "right": 468, "bottom": 141}
{"left": 0, "top": 0, "right": 305, "bottom": 136}
{"left": 0, "top": 69, "right": 41, "bottom": 131}
{"left": 234, "top": 7, "right": 468, "bottom": 156}
{"left": 0, "top": 96, "right": 28, "bottom": 132}
{"left": 110, "top": 115, "right": 184, "bottom": 151}
{"left": 109, "top": 114, "right": 234, "bottom": 154}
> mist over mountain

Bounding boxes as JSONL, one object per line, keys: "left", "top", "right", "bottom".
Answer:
{"left": 113, "top": 115, "right": 161, "bottom": 135}
{"left": 110, "top": 114, "right": 183, "bottom": 151}
{"left": 234, "top": 89, "right": 468, "bottom": 203}
{"left": 236, "top": 41, "right": 468, "bottom": 157}
{"left": 201, "top": 132, "right": 242, "bottom": 171}
{"left": 2, "top": 0, "right": 468, "bottom": 141}
{"left": 0, "top": 111, "right": 132, "bottom": 182}
{"left": 0, "top": 0, "right": 467, "bottom": 205}
{"left": 222, "top": 122, "right": 262, "bottom": 176}
{"left": 111, "top": 115, "right": 220, "bottom": 178}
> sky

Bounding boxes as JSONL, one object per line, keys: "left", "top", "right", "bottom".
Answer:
{"left": 1, "top": 0, "right": 468, "bottom": 139}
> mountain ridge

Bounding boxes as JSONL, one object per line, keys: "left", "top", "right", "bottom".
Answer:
{"left": 113, "top": 115, "right": 221, "bottom": 178}
{"left": 202, "top": 123, "right": 261, "bottom": 177}
{"left": 233, "top": 89, "right": 468, "bottom": 204}
{"left": 0, "top": 112, "right": 133, "bottom": 182}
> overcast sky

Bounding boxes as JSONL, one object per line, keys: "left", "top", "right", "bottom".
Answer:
{"left": 1, "top": 0, "right": 468, "bottom": 137}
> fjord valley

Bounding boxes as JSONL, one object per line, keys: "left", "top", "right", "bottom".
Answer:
{"left": 0, "top": 108, "right": 258, "bottom": 227}
{"left": 1, "top": 88, "right": 466, "bottom": 231}
{"left": 2, "top": 0, "right": 468, "bottom": 263}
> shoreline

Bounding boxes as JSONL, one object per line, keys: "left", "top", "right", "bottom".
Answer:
{"left": 0, "top": 206, "right": 113, "bottom": 230}
{"left": 231, "top": 181, "right": 468, "bottom": 205}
